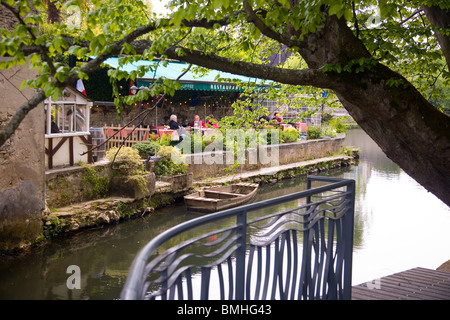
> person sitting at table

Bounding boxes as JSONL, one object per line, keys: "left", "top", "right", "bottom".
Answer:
{"left": 190, "top": 114, "right": 206, "bottom": 128}
{"left": 272, "top": 112, "right": 283, "bottom": 123}
{"left": 50, "top": 116, "right": 60, "bottom": 133}
{"left": 169, "top": 114, "right": 180, "bottom": 130}
{"left": 169, "top": 114, "right": 187, "bottom": 141}
{"left": 207, "top": 114, "right": 220, "bottom": 129}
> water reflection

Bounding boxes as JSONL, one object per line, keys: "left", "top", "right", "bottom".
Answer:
{"left": 342, "top": 129, "right": 450, "bottom": 285}
{"left": 0, "top": 128, "right": 448, "bottom": 299}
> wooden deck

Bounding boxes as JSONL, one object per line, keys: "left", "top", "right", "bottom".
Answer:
{"left": 352, "top": 267, "right": 450, "bottom": 300}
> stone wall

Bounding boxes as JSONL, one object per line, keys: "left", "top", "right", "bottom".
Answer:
{"left": 0, "top": 58, "right": 45, "bottom": 252}
{"left": 44, "top": 160, "right": 194, "bottom": 209}
{"left": 45, "top": 162, "right": 112, "bottom": 208}
{"left": 185, "top": 136, "right": 346, "bottom": 180}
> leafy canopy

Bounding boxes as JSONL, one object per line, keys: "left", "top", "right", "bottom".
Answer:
{"left": 0, "top": 0, "right": 449, "bottom": 113}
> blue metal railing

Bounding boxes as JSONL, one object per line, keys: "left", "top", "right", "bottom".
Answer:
{"left": 120, "top": 176, "right": 355, "bottom": 300}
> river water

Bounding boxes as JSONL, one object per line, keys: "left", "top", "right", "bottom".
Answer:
{"left": 0, "top": 128, "right": 448, "bottom": 300}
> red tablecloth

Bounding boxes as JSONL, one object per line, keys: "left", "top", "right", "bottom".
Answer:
{"left": 159, "top": 129, "right": 179, "bottom": 140}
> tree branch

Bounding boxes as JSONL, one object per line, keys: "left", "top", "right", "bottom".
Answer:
{"left": 0, "top": 22, "right": 160, "bottom": 147}
{"left": 242, "top": 0, "right": 302, "bottom": 49}
{"left": 0, "top": 90, "right": 46, "bottom": 146}
{"left": 422, "top": 5, "right": 450, "bottom": 71}
{"left": 181, "top": 10, "right": 245, "bottom": 29}
{"left": 161, "top": 44, "right": 331, "bottom": 88}
{"left": 1, "top": 0, "right": 57, "bottom": 74}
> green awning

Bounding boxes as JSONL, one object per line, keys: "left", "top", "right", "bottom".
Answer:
{"left": 136, "top": 79, "right": 243, "bottom": 91}
{"left": 102, "top": 57, "right": 269, "bottom": 92}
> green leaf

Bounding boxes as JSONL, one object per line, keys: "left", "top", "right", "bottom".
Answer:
{"left": 250, "top": 24, "right": 261, "bottom": 38}
{"left": 212, "top": 0, "right": 222, "bottom": 10}
{"left": 343, "top": 9, "right": 353, "bottom": 21}
{"left": 329, "top": 3, "right": 343, "bottom": 17}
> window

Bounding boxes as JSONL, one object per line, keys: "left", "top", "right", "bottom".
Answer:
{"left": 44, "top": 87, "right": 91, "bottom": 136}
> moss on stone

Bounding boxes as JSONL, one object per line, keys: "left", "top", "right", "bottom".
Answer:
{"left": 81, "top": 166, "right": 110, "bottom": 200}
{"left": 149, "top": 192, "right": 175, "bottom": 208}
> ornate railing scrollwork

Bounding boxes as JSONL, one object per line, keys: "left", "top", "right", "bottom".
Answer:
{"left": 121, "top": 176, "right": 355, "bottom": 300}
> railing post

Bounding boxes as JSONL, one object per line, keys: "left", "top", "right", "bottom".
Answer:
{"left": 235, "top": 210, "right": 247, "bottom": 300}
{"left": 306, "top": 176, "right": 312, "bottom": 204}
{"left": 302, "top": 177, "right": 312, "bottom": 299}
{"left": 343, "top": 179, "right": 355, "bottom": 299}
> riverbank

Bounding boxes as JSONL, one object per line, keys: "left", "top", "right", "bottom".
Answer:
{"left": 1, "top": 136, "right": 357, "bottom": 259}
{"left": 1, "top": 128, "right": 448, "bottom": 299}
{"left": 40, "top": 151, "right": 359, "bottom": 241}
{"left": 36, "top": 135, "right": 353, "bottom": 239}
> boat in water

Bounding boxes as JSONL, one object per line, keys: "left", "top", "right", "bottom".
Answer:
{"left": 184, "top": 183, "right": 259, "bottom": 213}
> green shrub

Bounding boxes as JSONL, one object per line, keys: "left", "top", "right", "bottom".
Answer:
{"left": 159, "top": 133, "right": 172, "bottom": 146}
{"left": 158, "top": 145, "right": 185, "bottom": 164}
{"left": 203, "top": 133, "right": 223, "bottom": 148}
{"left": 307, "top": 125, "right": 323, "bottom": 139}
{"left": 256, "top": 128, "right": 279, "bottom": 145}
{"left": 105, "top": 147, "right": 144, "bottom": 175}
{"left": 329, "top": 118, "right": 347, "bottom": 133}
{"left": 154, "top": 145, "right": 188, "bottom": 176}
{"left": 132, "top": 141, "right": 160, "bottom": 158}
{"left": 190, "top": 132, "right": 206, "bottom": 153}
{"left": 280, "top": 127, "right": 300, "bottom": 143}
{"left": 323, "top": 126, "right": 337, "bottom": 138}
{"left": 154, "top": 158, "right": 187, "bottom": 175}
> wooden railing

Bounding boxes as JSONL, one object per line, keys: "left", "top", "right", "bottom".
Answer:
{"left": 101, "top": 122, "right": 308, "bottom": 151}
{"left": 102, "top": 124, "right": 162, "bottom": 150}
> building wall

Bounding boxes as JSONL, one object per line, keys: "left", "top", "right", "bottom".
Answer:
{"left": 44, "top": 135, "right": 90, "bottom": 168}
{"left": 0, "top": 58, "right": 45, "bottom": 252}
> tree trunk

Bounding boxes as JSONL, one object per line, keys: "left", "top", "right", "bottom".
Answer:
{"left": 333, "top": 65, "right": 450, "bottom": 206}
{"left": 46, "top": 0, "right": 61, "bottom": 24}
{"left": 165, "top": 12, "right": 450, "bottom": 206}
{"left": 298, "top": 15, "right": 450, "bottom": 206}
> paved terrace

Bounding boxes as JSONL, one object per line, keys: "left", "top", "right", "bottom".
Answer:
{"left": 352, "top": 267, "right": 450, "bottom": 300}
{"left": 195, "top": 154, "right": 355, "bottom": 186}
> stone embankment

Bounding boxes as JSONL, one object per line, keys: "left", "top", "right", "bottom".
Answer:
{"left": 43, "top": 168, "right": 193, "bottom": 238}
{"left": 43, "top": 150, "right": 359, "bottom": 239}
{"left": 39, "top": 135, "right": 357, "bottom": 239}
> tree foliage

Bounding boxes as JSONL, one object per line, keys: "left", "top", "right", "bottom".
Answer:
{"left": 1, "top": 0, "right": 450, "bottom": 205}
{"left": 1, "top": 0, "right": 448, "bottom": 111}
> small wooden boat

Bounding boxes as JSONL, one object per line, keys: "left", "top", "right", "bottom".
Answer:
{"left": 184, "top": 183, "right": 259, "bottom": 213}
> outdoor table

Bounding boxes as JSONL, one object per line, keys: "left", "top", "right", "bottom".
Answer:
{"left": 159, "top": 129, "right": 179, "bottom": 141}
{"left": 188, "top": 127, "right": 209, "bottom": 135}
{"left": 281, "top": 123, "right": 293, "bottom": 130}
{"left": 294, "top": 122, "right": 308, "bottom": 133}
{"left": 202, "top": 128, "right": 219, "bottom": 136}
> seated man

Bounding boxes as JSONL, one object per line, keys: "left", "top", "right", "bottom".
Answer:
{"left": 190, "top": 114, "right": 206, "bottom": 128}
